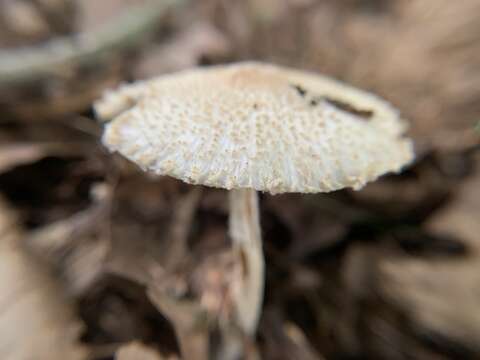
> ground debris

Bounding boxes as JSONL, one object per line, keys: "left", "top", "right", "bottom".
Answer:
{"left": 0, "top": 197, "right": 88, "bottom": 360}
{"left": 376, "top": 154, "right": 480, "bottom": 354}
{"left": 0, "top": 1, "right": 479, "bottom": 359}
{"left": 116, "top": 341, "right": 173, "bottom": 360}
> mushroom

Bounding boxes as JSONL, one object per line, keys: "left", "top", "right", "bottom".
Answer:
{"left": 94, "top": 61, "right": 414, "bottom": 338}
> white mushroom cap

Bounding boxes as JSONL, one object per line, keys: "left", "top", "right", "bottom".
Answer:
{"left": 95, "top": 62, "right": 414, "bottom": 194}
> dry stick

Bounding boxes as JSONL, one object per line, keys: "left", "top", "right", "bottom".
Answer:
{"left": 148, "top": 289, "right": 209, "bottom": 360}
{"left": 164, "top": 187, "right": 203, "bottom": 270}
{"left": 229, "top": 188, "right": 265, "bottom": 336}
{"left": 0, "top": 0, "right": 189, "bottom": 87}
{"left": 148, "top": 187, "right": 208, "bottom": 360}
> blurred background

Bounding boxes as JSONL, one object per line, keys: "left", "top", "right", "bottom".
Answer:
{"left": 0, "top": 0, "right": 479, "bottom": 359}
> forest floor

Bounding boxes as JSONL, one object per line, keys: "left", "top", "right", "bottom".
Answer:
{"left": 0, "top": 1, "right": 479, "bottom": 359}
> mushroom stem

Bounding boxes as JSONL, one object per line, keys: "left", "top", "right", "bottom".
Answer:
{"left": 229, "top": 188, "right": 264, "bottom": 335}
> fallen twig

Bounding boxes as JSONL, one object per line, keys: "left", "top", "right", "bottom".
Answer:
{"left": 0, "top": 0, "right": 188, "bottom": 87}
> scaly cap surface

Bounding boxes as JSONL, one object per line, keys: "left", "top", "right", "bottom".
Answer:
{"left": 95, "top": 62, "right": 414, "bottom": 194}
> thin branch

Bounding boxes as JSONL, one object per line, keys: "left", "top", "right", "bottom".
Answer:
{"left": 0, "top": 0, "right": 189, "bottom": 87}
{"left": 164, "top": 187, "right": 203, "bottom": 271}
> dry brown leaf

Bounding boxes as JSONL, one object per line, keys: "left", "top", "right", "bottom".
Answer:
{"left": 427, "top": 155, "right": 480, "bottom": 250}
{"left": 380, "top": 256, "right": 480, "bottom": 353}
{"left": 78, "top": 0, "right": 150, "bottom": 32}
{"left": 115, "top": 341, "right": 170, "bottom": 360}
{"left": 262, "top": 309, "right": 324, "bottom": 360}
{"left": 0, "top": 197, "right": 88, "bottom": 360}
{"left": 26, "top": 183, "right": 111, "bottom": 295}
{"left": 0, "top": 0, "right": 75, "bottom": 46}
{"left": 134, "top": 21, "right": 231, "bottom": 78}
{"left": 0, "top": 2, "right": 50, "bottom": 45}
{"left": 0, "top": 142, "right": 90, "bottom": 175}
{"left": 0, "top": 144, "right": 49, "bottom": 174}
{"left": 377, "top": 156, "right": 480, "bottom": 352}
{"left": 148, "top": 282, "right": 209, "bottom": 360}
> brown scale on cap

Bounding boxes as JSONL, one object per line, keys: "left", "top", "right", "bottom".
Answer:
{"left": 290, "top": 83, "right": 374, "bottom": 119}
{"left": 322, "top": 97, "right": 374, "bottom": 119}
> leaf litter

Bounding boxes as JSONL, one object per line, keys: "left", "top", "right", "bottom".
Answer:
{"left": 0, "top": 0, "right": 479, "bottom": 359}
